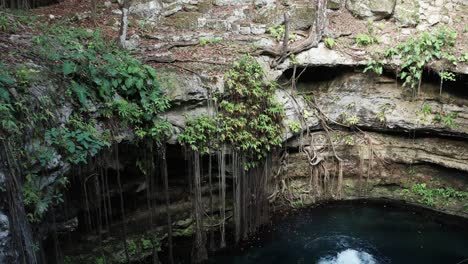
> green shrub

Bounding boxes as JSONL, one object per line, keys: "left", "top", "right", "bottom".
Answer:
{"left": 199, "top": 36, "right": 223, "bottom": 45}
{"left": 355, "top": 34, "right": 376, "bottom": 46}
{"left": 267, "top": 25, "right": 285, "bottom": 41}
{"left": 1, "top": 20, "right": 171, "bottom": 223}
{"left": 385, "top": 26, "right": 457, "bottom": 92}
{"left": 410, "top": 183, "right": 468, "bottom": 207}
{"left": 179, "top": 55, "right": 284, "bottom": 169}
{"left": 127, "top": 240, "right": 137, "bottom": 255}
{"left": 324, "top": 38, "right": 336, "bottom": 49}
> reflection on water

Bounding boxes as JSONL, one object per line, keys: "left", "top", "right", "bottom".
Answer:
{"left": 208, "top": 201, "right": 468, "bottom": 264}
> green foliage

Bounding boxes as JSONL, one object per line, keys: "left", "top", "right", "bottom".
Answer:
{"left": 289, "top": 54, "right": 299, "bottom": 65}
{"left": 267, "top": 25, "right": 285, "bottom": 41}
{"left": 324, "top": 38, "right": 336, "bottom": 49}
{"left": 288, "top": 121, "right": 301, "bottom": 134}
{"left": 355, "top": 20, "right": 381, "bottom": 46}
{"left": 178, "top": 115, "right": 218, "bottom": 154}
{"left": 126, "top": 240, "right": 137, "bottom": 255}
{"left": 95, "top": 256, "right": 106, "bottom": 264}
{"left": 459, "top": 53, "right": 468, "bottom": 63}
{"left": 0, "top": 14, "right": 18, "bottom": 33}
{"left": 267, "top": 25, "right": 296, "bottom": 42}
{"left": 45, "top": 127, "right": 108, "bottom": 164}
{"left": 15, "top": 67, "right": 40, "bottom": 89}
{"left": 199, "top": 36, "right": 223, "bottom": 46}
{"left": 344, "top": 135, "right": 354, "bottom": 145}
{"left": 418, "top": 103, "right": 432, "bottom": 123}
{"left": 23, "top": 173, "right": 69, "bottom": 222}
{"left": 376, "top": 105, "right": 390, "bottom": 124}
{"left": 410, "top": 183, "right": 468, "bottom": 207}
{"left": 34, "top": 24, "right": 171, "bottom": 142}
{"left": 363, "top": 59, "right": 383, "bottom": 75}
{"left": 141, "top": 238, "right": 153, "bottom": 250}
{"left": 341, "top": 113, "right": 359, "bottom": 126}
{"left": 385, "top": 26, "right": 458, "bottom": 93}
{"left": 0, "top": 20, "right": 171, "bottom": 224}
{"left": 420, "top": 104, "right": 432, "bottom": 116}
{"left": 179, "top": 55, "right": 284, "bottom": 169}
{"left": 439, "top": 71, "right": 456, "bottom": 82}
{"left": 433, "top": 112, "right": 457, "bottom": 128}
{"left": 355, "top": 33, "right": 378, "bottom": 46}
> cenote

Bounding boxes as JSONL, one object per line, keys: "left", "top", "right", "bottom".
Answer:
{"left": 3, "top": 1, "right": 468, "bottom": 263}
{"left": 208, "top": 200, "right": 468, "bottom": 264}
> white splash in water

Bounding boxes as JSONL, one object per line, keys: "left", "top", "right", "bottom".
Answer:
{"left": 317, "top": 249, "right": 377, "bottom": 264}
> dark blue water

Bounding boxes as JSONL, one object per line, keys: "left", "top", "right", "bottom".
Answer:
{"left": 209, "top": 200, "right": 468, "bottom": 264}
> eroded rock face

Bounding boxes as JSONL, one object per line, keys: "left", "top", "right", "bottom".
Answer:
{"left": 287, "top": 132, "right": 468, "bottom": 172}
{"left": 394, "top": 0, "right": 420, "bottom": 26}
{"left": 346, "top": 0, "right": 396, "bottom": 20}
{"left": 278, "top": 69, "right": 468, "bottom": 140}
{"left": 284, "top": 131, "right": 468, "bottom": 215}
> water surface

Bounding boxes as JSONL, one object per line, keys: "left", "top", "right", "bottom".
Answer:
{"left": 209, "top": 200, "right": 468, "bottom": 264}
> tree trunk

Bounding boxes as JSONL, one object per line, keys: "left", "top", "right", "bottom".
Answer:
{"left": 117, "top": 0, "right": 132, "bottom": 48}
{"left": 259, "top": 0, "right": 328, "bottom": 67}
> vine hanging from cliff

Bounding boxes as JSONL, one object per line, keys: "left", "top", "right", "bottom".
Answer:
{"left": 0, "top": 17, "right": 172, "bottom": 229}
{"left": 179, "top": 55, "right": 284, "bottom": 169}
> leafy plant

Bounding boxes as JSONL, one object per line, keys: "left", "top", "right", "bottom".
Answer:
{"left": 385, "top": 26, "right": 458, "bottom": 95}
{"left": 290, "top": 53, "right": 299, "bottom": 65}
{"left": 35, "top": 25, "right": 171, "bottom": 142}
{"left": 199, "top": 36, "right": 223, "bottom": 45}
{"left": 23, "top": 173, "right": 69, "bottom": 222}
{"left": 141, "top": 238, "right": 153, "bottom": 250}
{"left": 344, "top": 135, "right": 354, "bottom": 145}
{"left": 267, "top": 25, "right": 285, "bottom": 41}
{"left": 420, "top": 104, "right": 432, "bottom": 116}
{"left": 0, "top": 18, "right": 172, "bottom": 225}
{"left": 45, "top": 127, "right": 108, "bottom": 164}
{"left": 344, "top": 114, "right": 359, "bottom": 126}
{"left": 324, "top": 38, "right": 335, "bottom": 49}
{"left": 375, "top": 105, "right": 391, "bottom": 125}
{"left": 355, "top": 34, "right": 377, "bottom": 46}
{"left": 363, "top": 59, "right": 383, "bottom": 75}
{"left": 180, "top": 55, "right": 284, "bottom": 169}
{"left": 127, "top": 240, "right": 137, "bottom": 255}
{"left": 433, "top": 112, "right": 458, "bottom": 128}
{"left": 439, "top": 71, "right": 456, "bottom": 82}
{"left": 459, "top": 53, "right": 468, "bottom": 63}
{"left": 288, "top": 121, "right": 301, "bottom": 134}
{"left": 0, "top": 15, "right": 18, "bottom": 33}
{"left": 410, "top": 183, "right": 468, "bottom": 207}
{"left": 15, "top": 67, "right": 40, "bottom": 89}
{"left": 178, "top": 115, "right": 218, "bottom": 154}
{"left": 95, "top": 256, "right": 106, "bottom": 264}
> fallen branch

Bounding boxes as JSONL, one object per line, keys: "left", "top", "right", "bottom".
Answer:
{"left": 257, "top": 0, "right": 328, "bottom": 68}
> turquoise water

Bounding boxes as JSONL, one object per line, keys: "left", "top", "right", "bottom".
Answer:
{"left": 209, "top": 201, "right": 468, "bottom": 264}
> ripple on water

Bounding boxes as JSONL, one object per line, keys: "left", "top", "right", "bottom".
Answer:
{"left": 317, "top": 249, "right": 377, "bottom": 264}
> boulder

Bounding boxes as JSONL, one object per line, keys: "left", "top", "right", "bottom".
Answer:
{"left": 394, "top": 0, "right": 420, "bottom": 26}
{"left": 130, "top": 0, "right": 162, "bottom": 17}
{"left": 346, "top": 0, "right": 396, "bottom": 20}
